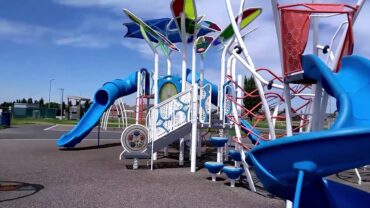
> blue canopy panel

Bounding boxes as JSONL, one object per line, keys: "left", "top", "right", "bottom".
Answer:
{"left": 123, "top": 18, "right": 214, "bottom": 43}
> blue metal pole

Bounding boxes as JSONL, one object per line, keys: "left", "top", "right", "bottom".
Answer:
{"left": 293, "top": 170, "right": 305, "bottom": 208}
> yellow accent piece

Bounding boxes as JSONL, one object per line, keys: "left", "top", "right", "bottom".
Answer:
{"left": 240, "top": 9, "right": 262, "bottom": 29}
{"left": 184, "top": 0, "right": 196, "bottom": 20}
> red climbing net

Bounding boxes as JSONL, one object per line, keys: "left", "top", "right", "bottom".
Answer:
{"left": 279, "top": 3, "right": 357, "bottom": 76}
{"left": 224, "top": 70, "right": 312, "bottom": 149}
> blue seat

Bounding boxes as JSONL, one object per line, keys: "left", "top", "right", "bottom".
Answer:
{"left": 209, "top": 137, "right": 228, "bottom": 147}
{"left": 204, "top": 162, "right": 224, "bottom": 182}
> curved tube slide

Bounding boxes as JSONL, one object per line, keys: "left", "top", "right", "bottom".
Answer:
{"left": 247, "top": 55, "right": 370, "bottom": 207}
{"left": 57, "top": 69, "right": 148, "bottom": 148}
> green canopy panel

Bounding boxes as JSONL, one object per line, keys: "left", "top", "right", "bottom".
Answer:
{"left": 195, "top": 36, "right": 214, "bottom": 54}
{"left": 213, "top": 8, "right": 262, "bottom": 46}
{"left": 124, "top": 9, "right": 180, "bottom": 52}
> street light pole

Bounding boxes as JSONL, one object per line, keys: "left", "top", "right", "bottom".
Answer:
{"left": 60, "top": 88, "right": 64, "bottom": 120}
{"left": 48, "top": 79, "right": 55, "bottom": 109}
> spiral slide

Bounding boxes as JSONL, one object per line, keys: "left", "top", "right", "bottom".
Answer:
{"left": 246, "top": 55, "right": 370, "bottom": 207}
{"left": 57, "top": 69, "right": 149, "bottom": 148}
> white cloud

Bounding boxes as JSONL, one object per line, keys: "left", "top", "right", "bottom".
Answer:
{"left": 0, "top": 18, "right": 55, "bottom": 43}
{"left": 0, "top": 16, "right": 122, "bottom": 49}
{"left": 120, "top": 39, "right": 155, "bottom": 58}
{"left": 54, "top": 0, "right": 172, "bottom": 18}
{"left": 54, "top": 35, "right": 108, "bottom": 48}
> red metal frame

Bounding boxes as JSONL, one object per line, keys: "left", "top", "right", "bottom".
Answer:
{"left": 136, "top": 95, "right": 154, "bottom": 125}
{"left": 278, "top": 3, "right": 357, "bottom": 76}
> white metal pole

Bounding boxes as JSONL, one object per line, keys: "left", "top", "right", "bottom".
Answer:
{"left": 153, "top": 52, "right": 159, "bottom": 161}
{"left": 179, "top": 12, "right": 188, "bottom": 166}
{"left": 232, "top": 58, "right": 237, "bottom": 81}
{"left": 237, "top": 74, "right": 243, "bottom": 126}
{"left": 60, "top": 88, "right": 64, "bottom": 120}
{"left": 226, "top": 55, "right": 234, "bottom": 77}
{"left": 310, "top": 0, "right": 322, "bottom": 132}
{"left": 135, "top": 71, "right": 141, "bottom": 124}
{"left": 219, "top": 40, "right": 233, "bottom": 120}
{"left": 48, "top": 79, "right": 55, "bottom": 109}
{"left": 166, "top": 56, "right": 172, "bottom": 76}
{"left": 190, "top": 43, "right": 198, "bottom": 173}
{"left": 181, "top": 12, "right": 187, "bottom": 92}
{"left": 270, "top": 0, "right": 293, "bottom": 138}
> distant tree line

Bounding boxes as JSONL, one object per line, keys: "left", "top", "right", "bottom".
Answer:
{"left": 1, "top": 98, "right": 61, "bottom": 109}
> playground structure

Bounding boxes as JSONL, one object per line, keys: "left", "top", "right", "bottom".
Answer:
{"left": 66, "top": 96, "right": 90, "bottom": 120}
{"left": 57, "top": 0, "right": 370, "bottom": 207}
{"left": 101, "top": 98, "right": 128, "bottom": 131}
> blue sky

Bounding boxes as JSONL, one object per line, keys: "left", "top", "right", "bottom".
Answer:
{"left": 0, "top": 0, "right": 369, "bottom": 105}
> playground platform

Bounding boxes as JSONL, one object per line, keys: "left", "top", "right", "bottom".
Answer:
{"left": 0, "top": 125, "right": 368, "bottom": 208}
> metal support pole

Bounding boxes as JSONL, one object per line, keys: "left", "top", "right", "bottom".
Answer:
{"left": 48, "top": 79, "right": 55, "bottom": 109}
{"left": 179, "top": 12, "right": 187, "bottom": 166}
{"left": 190, "top": 42, "right": 198, "bottom": 173}
{"left": 97, "top": 121, "right": 101, "bottom": 148}
{"left": 136, "top": 71, "right": 142, "bottom": 124}
{"left": 153, "top": 52, "right": 159, "bottom": 161}
{"left": 60, "top": 88, "right": 64, "bottom": 120}
{"left": 219, "top": 40, "right": 233, "bottom": 120}
{"left": 293, "top": 170, "right": 305, "bottom": 208}
{"left": 179, "top": 138, "right": 184, "bottom": 166}
{"left": 166, "top": 56, "right": 172, "bottom": 76}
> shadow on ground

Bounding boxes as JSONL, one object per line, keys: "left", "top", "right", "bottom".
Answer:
{"left": 0, "top": 181, "right": 44, "bottom": 203}
{"left": 59, "top": 143, "right": 121, "bottom": 151}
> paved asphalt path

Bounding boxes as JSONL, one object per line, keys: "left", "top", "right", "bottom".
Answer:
{"left": 0, "top": 124, "right": 121, "bottom": 140}
{"left": 0, "top": 125, "right": 285, "bottom": 208}
{"left": 1, "top": 125, "right": 369, "bottom": 207}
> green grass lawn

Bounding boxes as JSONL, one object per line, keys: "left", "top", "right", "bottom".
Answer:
{"left": 11, "top": 118, "right": 78, "bottom": 125}
{"left": 10, "top": 117, "right": 137, "bottom": 127}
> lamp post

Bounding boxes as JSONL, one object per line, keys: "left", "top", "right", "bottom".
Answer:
{"left": 48, "top": 79, "right": 55, "bottom": 109}
{"left": 60, "top": 88, "right": 64, "bottom": 120}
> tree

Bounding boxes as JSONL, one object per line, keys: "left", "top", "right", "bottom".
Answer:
{"left": 0, "top": 102, "right": 12, "bottom": 108}
{"left": 83, "top": 101, "right": 91, "bottom": 112}
{"left": 62, "top": 101, "right": 66, "bottom": 111}
{"left": 39, "top": 98, "right": 44, "bottom": 107}
{"left": 21, "top": 98, "right": 27, "bottom": 103}
{"left": 27, "top": 98, "right": 33, "bottom": 104}
{"left": 48, "top": 102, "right": 60, "bottom": 109}
{"left": 243, "top": 76, "right": 262, "bottom": 120}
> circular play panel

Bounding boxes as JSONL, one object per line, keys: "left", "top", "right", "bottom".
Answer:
{"left": 121, "top": 124, "right": 149, "bottom": 153}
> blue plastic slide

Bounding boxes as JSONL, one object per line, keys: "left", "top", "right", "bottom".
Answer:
{"left": 246, "top": 55, "right": 370, "bottom": 207}
{"left": 57, "top": 69, "right": 149, "bottom": 148}
{"left": 240, "top": 119, "right": 266, "bottom": 145}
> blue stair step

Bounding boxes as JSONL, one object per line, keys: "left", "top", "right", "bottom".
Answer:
{"left": 228, "top": 149, "right": 247, "bottom": 162}
{"left": 223, "top": 166, "right": 243, "bottom": 187}
{"left": 209, "top": 137, "right": 228, "bottom": 147}
{"left": 204, "top": 162, "right": 224, "bottom": 182}
{"left": 223, "top": 166, "right": 243, "bottom": 179}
